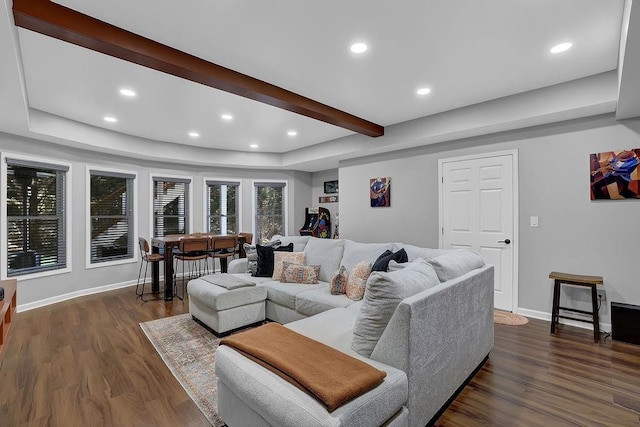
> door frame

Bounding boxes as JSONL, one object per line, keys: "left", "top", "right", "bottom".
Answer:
{"left": 437, "top": 149, "right": 520, "bottom": 313}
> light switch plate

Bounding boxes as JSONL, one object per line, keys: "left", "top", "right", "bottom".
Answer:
{"left": 530, "top": 216, "right": 539, "bottom": 227}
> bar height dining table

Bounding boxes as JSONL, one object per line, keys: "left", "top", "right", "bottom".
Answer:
{"left": 151, "top": 233, "right": 247, "bottom": 301}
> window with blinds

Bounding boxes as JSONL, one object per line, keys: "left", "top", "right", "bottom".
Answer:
{"left": 6, "top": 159, "right": 68, "bottom": 276}
{"left": 206, "top": 180, "right": 239, "bottom": 235}
{"left": 254, "top": 182, "right": 286, "bottom": 244}
{"left": 153, "top": 177, "right": 190, "bottom": 237}
{"left": 90, "top": 171, "right": 134, "bottom": 263}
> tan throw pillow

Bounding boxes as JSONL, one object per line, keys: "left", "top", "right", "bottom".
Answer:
{"left": 330, "top": 265, "right": 349, "bottom": 295}
{"left": 280, "top": 262, "right": 320, "bottom": 284}
{"left": 346, "top": 261, "right": 373, "bottom": 300}
{"left": 272, "top": 252, "right": 306, "bottom": 280}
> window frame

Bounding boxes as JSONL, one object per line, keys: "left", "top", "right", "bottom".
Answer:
{"left": 1, "top": 152, "right": 72, "bottom": 280}
{"left": 203, "top": 177, "right": 242, "bottom": 236}
{"left": 149, "top": 173, "right": 193, "bottom": 238}
{"left": 252, "top": 179, "right": 288, "bottom": 245}
{"left": 85, "top": 166, "right": 138, "bottom": 269}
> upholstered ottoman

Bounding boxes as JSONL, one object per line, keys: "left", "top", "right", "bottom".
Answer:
{"left": 188, "top": 275, "right": 267, "bottom": 335}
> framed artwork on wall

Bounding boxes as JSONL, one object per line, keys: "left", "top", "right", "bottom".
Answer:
{"left": 324, "top": 180, "right": 339, "bottom": 194}
{"left": 370, "top": 177, "right": 391, "bottom": 207}
{"left": 590, "top": 149, "right": 640, "bottom": 200}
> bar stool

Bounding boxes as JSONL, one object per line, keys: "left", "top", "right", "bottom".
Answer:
{"left": 136, "top": 237, "right": 164, "bottom": 302}
{"left": 174, "top": 237, "right": 210, "bottom": 300}
{"left": 210, "top": 235, "right": 238, "bottom": 273}
{"left": 549, "top": 271, "right": 604, "bottom": 342}
{"left": 236, "top": 232, "right": 253, "bottom": 258}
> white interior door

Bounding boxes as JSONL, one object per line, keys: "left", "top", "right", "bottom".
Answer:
{"left": 439, "top": 151, "right": 517, "bottom": 312}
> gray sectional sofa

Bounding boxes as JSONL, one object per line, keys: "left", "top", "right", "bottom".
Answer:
{"left": 204, "top": 235, "right": 494, "bottom": 427}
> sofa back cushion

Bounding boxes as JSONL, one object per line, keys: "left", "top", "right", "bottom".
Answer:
{"left": 271, "top": 235, "right": 311, "bottom": 252}
{"left": 303, "top": 238, "right": 345, "bottom": 282}
{"left": 341, "top": 240, "right": 393, "bottom": 272}
{"left": 428, "top": 249, "right": 485, "bottom": 282}
{"left": 352, "top": 258, "right": 440, "bottom": 357}
{"left": 393, "top": 243, "right": 448, "bottom": 261}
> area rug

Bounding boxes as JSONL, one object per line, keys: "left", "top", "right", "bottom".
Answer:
{"left": 140, "top": 313, "right": 224, "bottom": 427}
{"left": 494, "top": 310, "right": 529, "bottom": 325}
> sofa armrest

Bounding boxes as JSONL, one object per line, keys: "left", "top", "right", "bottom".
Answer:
{"left": 228, "top": 258, "right": 248, "bottom": 274}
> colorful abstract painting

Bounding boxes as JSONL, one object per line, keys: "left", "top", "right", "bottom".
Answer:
{"left": 590, "top": 149, "right": 640, "bottom": 200}
{"left": 370, "top": 177, "right": 391, "bottom": 207}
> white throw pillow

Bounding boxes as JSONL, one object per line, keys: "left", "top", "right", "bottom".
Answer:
{"left": 352, "top": 258, "right": 440, "bottom": 357}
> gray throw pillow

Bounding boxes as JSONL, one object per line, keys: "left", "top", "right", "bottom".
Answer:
{"left": 244, "top": 239, "right": 280, "bottom": 275}
{"left": 352, "top": 258, "right": 440, "bottom": 357}
{"left": 428, "top": 249, "right": 484, "bottom": 282}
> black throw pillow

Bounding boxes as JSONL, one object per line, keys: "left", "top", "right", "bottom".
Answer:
{"left": 372, "top": 248, "right": 408, "bottom": 272}
{"left": 254, "top": 243, "right": 294, "bottom": 277}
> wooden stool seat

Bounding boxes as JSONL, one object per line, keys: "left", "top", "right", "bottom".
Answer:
{"left": 549, "top": 271, "right": 603, "bottom": 342}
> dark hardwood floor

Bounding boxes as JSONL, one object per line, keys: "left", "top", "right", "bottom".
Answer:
{"left": 0, "top": 286, "right": 638, "bottom": 426}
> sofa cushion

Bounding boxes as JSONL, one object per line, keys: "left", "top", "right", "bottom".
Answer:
{"left": 187, "top": 278, "right": 267, "bottom": 311}
{"left": 341, "top": 240, "right": 393, "bottom": 272}
{"left": 393, "top": 243, "right": 448, "bottom": 261}
{"left": 372, "top": 248, "right": 408, "bottom": 272}
{"left": 255, "top": 243, "right": 293, "bottom": 277}
{"left": 261, "top": 280, "right": 326, "bottom": 310}
{"left": 245, "top": 239, "right": 280, "bottom": 275}
{"left": 272, "top": 251, "right": 306, "bottom": 280}
{"left": 346, "top": 261, "right": 372, "bottom": 301}
{"left": 330, "top": 265, "right": 349, "bottom": 295}
{"left": 271, "top": 235, "right": 311, "bottom": 252}
{"left": 303, "top": 238, "right": 345, "bottom": 282}
{"left": 352, "top": 258, "right": 440, "bottom": 357}
{"left": 428, "top": 249, "right": 485, "bottom": 282}
{"left": 280, "top": 262, "right": 320, "bottom": 284}
{"left": 295, "top": 287, "right": 355, "bottom": 317}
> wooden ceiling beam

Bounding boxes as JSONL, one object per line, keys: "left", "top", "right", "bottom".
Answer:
{"left": 12, "top": 0, "right": 384, "bottom": 138}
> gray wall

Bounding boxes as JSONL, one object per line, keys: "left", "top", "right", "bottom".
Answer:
{"left": 338, "top": 114, "right": 640, "bottom": 325}
{"left": 0, "top": 132, "right": 311, "bottom": 307}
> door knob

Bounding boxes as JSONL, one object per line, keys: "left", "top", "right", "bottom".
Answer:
{"left": 498, "top": 239, "right": 511, "bottom": 244}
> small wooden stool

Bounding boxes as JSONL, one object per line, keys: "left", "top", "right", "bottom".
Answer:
{"left": 549, "top": 271, "right": 604, "bottom": 342}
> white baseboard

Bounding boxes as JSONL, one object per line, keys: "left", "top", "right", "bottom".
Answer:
{"left": 516, "top": 307, "right": 612, "bottom": 333}
{"left": 17, "top": 280, "right": 138, "bottom": 312}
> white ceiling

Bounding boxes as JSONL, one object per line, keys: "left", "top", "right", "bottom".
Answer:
{"left": 1, "top": 0, "right": 636, "bottom": 171}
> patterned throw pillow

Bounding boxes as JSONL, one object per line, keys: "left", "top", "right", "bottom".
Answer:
{"left": 244, "top": 239, "right": 280, "bottom": 276}
{"left": 346, "top": 261, "right": 373, "bottom": 300}
{"left": 280, "top": 262, "right": 320, "bottom": 284}
{"left": 330, "top": 265, "right": 349, "bottom": 295}
{"left": 272, "top": 252, "right": 306, "bottom": 280}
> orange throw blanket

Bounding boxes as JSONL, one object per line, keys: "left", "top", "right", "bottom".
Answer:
{"left": 220, "top": 323, "right": 386, "bottom": 411}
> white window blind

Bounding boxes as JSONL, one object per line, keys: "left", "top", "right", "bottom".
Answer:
{"left": 254, "top": 182, "right": 285, "bottom": 244}
{"left": 153, "top": 177, "right": 190, "bottom": 237}
{"left": 90, "top": 170, "right": 135, "bottom": 263}
{"left": 6, "top": 159, "right": 68, "bottom": 276}
{"left": 206, "top": 180, "right": 239, "bottom": 235}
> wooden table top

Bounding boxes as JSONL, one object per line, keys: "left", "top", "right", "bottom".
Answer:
{"left": 152, "top": 233, "right": 238, "bottom": 244}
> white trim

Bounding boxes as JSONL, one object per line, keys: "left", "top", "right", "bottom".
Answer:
{"left": 438, "top": 149, "right": 519, "bottom": 313}
{"left": 202, "top": 176, "right": 242, "bottom": 233}
{"left": 149, "top": 173, "right": 194, "bottom": 238}
{"left": 516, "top": 307, "right": 612, "bottom": 334}
{"left": 85, "top": 165, "right": 139, "bottom": 269}
{"left": 17, "top": 280, "right": 136, "bottom": 312}
{"left": 251, "top": 179, "right": 289, "bottom": 241}
{"left": 1, "top": 151, "right": 73, "bottom": 280}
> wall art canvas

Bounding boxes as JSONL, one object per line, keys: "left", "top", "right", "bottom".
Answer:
{"left": 324, "top": 180, "right": 339, "bottom": 194}
{"left": 590, "top": 149, "right": 640, "bottom": 200}
{"left": 370, "top": 177, "right": 391, "bottom": 207}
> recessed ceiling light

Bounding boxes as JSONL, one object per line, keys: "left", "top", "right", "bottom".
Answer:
{"left": 103, "top": 116, "right": 117, "bottom": 123}
{"left": 287, "top": 130, "right": 298, "bottom": 137}
{"left": 221, "top": 114, "right": 233, "bottom": 120}
{"left": 188, "top": 131, "right": 200, "bottom": 138}
{"left": 249, "top": 144, "right": 259, "bottom": 149}
{"left": 550, "top": 42, "right": 572, "bottom": 54}
{"left": 119, "top": 88, "right": 136, "bottom": 97}
{"left": 350, "top": 42, "right": 367, "bottom": 54}
{"left": 416, "top": 87, "right": 431, "bottom": 95}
